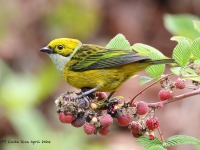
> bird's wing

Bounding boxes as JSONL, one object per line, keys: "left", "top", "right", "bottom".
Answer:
{"left": 71, "top": 44, "right": 150, "bottom": 71}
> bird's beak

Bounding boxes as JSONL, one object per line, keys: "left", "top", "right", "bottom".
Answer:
{"left": 40, "top": 46, "right": 54, "bottom": 54}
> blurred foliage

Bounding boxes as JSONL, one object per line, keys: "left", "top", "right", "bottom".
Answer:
{"left": 0, "top": 0, "right": 200, "bottom": 149}
{"left": 164, "top": 14, "right": 200, "bottom": 40}
{"left": 0, "top": 59, "right": 107, "bottom": 150}
{"left": 44, "top": 0, "right": 100, "bottom": 39}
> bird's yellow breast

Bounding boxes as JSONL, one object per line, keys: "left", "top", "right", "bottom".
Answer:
{"left": 63, "top": 62, "right": 149, "bottom": 92}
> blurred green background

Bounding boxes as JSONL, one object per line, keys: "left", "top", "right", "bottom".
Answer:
{"left": 0, "top": 0, "right": 200, "bottom": 150}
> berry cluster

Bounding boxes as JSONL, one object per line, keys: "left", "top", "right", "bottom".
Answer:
{"left": 158, "top": 78, "right": 185, "bottom": 101}
{"left": 55, "top": 77, "right": 189, "bottom": 140}
{"left": 55, "top": 91, "right": 161, "bottom": 140}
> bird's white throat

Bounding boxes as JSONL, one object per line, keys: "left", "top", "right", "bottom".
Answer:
{"left": 48, "top": 53, "right": 70, "bottom": 72}
{"left": 48, "top": 43, "right": 81, "bottom": 73}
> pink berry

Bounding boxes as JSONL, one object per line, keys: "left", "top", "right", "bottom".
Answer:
{"left": 96, "top": 92, "right": 107, "bottom": 100}
{"left": 149, "top": 135, "right": 154, "bottom": 140}
{"left": 58, "top": 112, "right": 74, "bottom": 123}
{"left": 100, "top": 113, "right": 113, "bottom": 126}
{"left": 158, "top": 89, "right": 173, "bottom": 101}
{"left": 130, "top": 121, "right": 142, "bottom": 133}
{"left": 146, "top": 117, "right": 160, "bottom": 130}
{"left": 83, "top": 123, "right": 96, "bottom": 135}
{"left": 99, "top": 126, "right": 110, "bottom": 136}
{"left": 117, "top": 115, "right": 131, "bottom": 126}
{"left": 175, "top": 78, "right": 185, "bottom": 89}
{"left": 71, "top": 117, "right": 85, "bottom": 127}
{"left": 136, "top": 101, "right": 149, "bottom": 115}
{"left": 131, "top": 132, "right": 141, "bottom": 138}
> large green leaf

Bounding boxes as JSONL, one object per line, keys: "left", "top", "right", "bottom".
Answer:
{"left": 148, "top": 145, "right": 166, "bottom": 150}
{"left": 132, "top": 43, "right": 167, "bottom": 78}
{"left": 170, "top": 67, "right": 182, "bottom": 76}
{"left": 106, "top": 34, "right": 131, "bottom": 50}
{"left": 132, "top": 43, "right": 166, "bottom": 58}
{"left": 136, "top": 136, "right": 163, "bottom": 150}
{"left": 171, "top": 36, "right": 191, "bottom": 66}
{"left": 193, "top": 20, "right": 200, "bottom": 33}
{"left": 163, "top": 135, "right": 200, "bottom": 147}
{"left": 164, "top": 14, "right": 200, "bottom": 39}
{"left": 190, "top": 37, "right": 200, "bottom": 59}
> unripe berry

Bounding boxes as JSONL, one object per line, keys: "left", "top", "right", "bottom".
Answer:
{"left": 130, "top": 121, "right": 142, "bottom": 133}
{"left": 90, "top": 102, "right": 97, "bottom": 109}
{"left": 96, "top": 92, "right": 107, "bottom": 100}
{"left": 58, "top": 112, "right": 74, "bottom": 123}
{"left": 71, "top": 117, "right": 85, "bottom": 127}
{"left": 100, "top": 113, "right": 113, "bottom": 126}
{"left": 83, "top": 123, "right": 96, "bottom": 135}
{"left": 117, "top": 115, "right": 131, "bottom": 126}
{"left": 158, "top": 89, "right": 173, "bottom": 101}
{"left": 146, "top": 117, "right": 159, "bottom": 130}
{"left": 91, "top": 117, "right": 98, "bottom": 124}
{"left": 175, "top": 78, "right": 185, "bottom": 89}
{"left": 99, "top": 126, "right": 110, "bottom": 136}
{"left": 136, "top": 101, "right": 149, "bottom": 115}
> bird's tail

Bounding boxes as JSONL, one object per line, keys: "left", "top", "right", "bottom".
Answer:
{"left": 149, "top": 58, "right": 175, "bottom": 65}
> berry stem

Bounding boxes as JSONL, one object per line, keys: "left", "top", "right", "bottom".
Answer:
{"left": 157, "top": 127, "right": 164, "bottom": 143}
{"left": 147, "top": 87, "right": 200, "bottom": 108}
{"left": 129, "top": 73, "right": 174, "bottom": 106}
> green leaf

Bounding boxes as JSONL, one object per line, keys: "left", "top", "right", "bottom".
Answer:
{"left": 146, "top": 65, "right": 165, "bottom": 79}
{"left": 193, "top": 20, "right": 200, "bottom": 33}
{"left": 163, "top": 135, "right": 200, "bottom": 147}
{"left": 140, "top": 76, "right": 153, "bottom": 85}
{"left": 164, "top": 14, "right": 200, "bottom": 39}
{"left": 148, "top": 145, "right": 166, "bottom": 150}
{"left": 171, "top": 36, "right": 191, "bottom": 66}
{"left": 181, "top": 67, "right": 197, "bottom": 77}
{"left": 183, "top": 76, "right": 200, "bottom": 82}
{"left": 170, "top": 67, "right": 182, "bottom": 75}
{"left": 136, "top": 136, "right": 163, "bottom": 149}
{"left": 190, "top": 37, "right": 200, "bottom": 59}
{"left": 132, "top": 43, "right": 166, "bottom": 59}
{"left": 132, "top": 44, "right": 167, "bottom": 78}
{"left": 194, "top": 59, "right": 200, "bottom": 65}
{"left": 106, "top": 34, "right": 130, "bottom": 50}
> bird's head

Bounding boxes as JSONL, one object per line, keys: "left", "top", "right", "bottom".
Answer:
{"left": 40, "top": 38, "right": 81, "bottom": 56}
{"left": 40, "top": 38, "right": 82, "bottom": 72}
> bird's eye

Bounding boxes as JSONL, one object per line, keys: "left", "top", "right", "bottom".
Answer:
{"left": 58, "top": 45, "right": 63, "bottom": 50}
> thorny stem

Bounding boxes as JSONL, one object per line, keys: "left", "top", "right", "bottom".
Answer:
{"left": 157, "top": 127, "right": 164, "bottom": 143}
{"left": 147, "top": 87, "right": 200, "bottom": 108}
{"left": 129, "top": 73, "right": 174, "bottom": 106}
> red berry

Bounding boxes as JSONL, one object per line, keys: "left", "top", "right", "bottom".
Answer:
{"left": 96, "top": 92, "right": 107, "bottom": 100}
{"left": 100, "top": 113, "right": 113, "bottom": 126}
{"left": 99, "top": 126, "right": 110, "bottom": 136}
{"left": 149, "top": 135, "right": 154, "bottom": 140}
{"left": 158, "top": 89, "right": 173, "bottom": 101}
{"left": 58, "top": 112, "right": 74, "bottom": 123}
{"left": 83, "top": 123, "right": 96, "bottom": 135}
{"left": 131, "top": 132, "right": 142, "bottom": 138}
{"left": 130, "top": 121, "right": 142, "bottom": 133}
{"left": 71, "top": 117, "right": 85, "bottom": 127}
{"left": 175, "top": 78, "right": 185, "bottom": 89}
{"left": 117, "top": 115, "right": 131, "bottom": 126}
{"left": 146, "top": 117, "right": 160, "bottom": 130}
{"left": 136, "top": 101, "right": 149, "bottom": 115}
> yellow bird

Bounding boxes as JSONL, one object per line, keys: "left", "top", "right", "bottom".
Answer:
{"left": 40, "top": 38, "right": 174, "bottom": 97}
